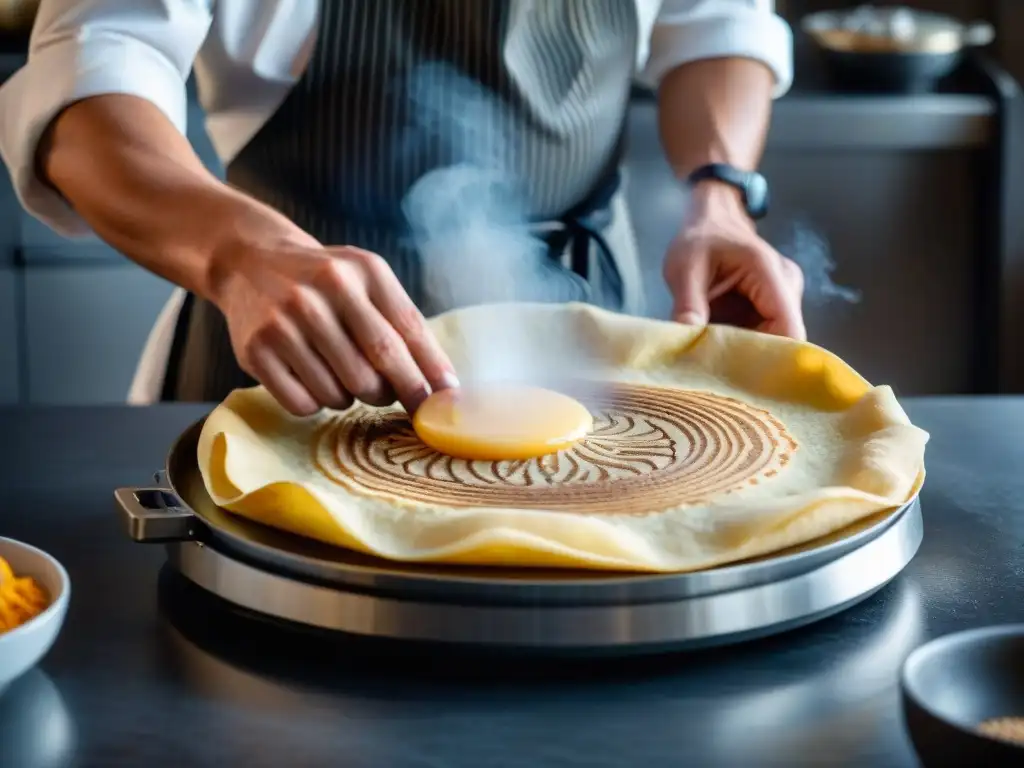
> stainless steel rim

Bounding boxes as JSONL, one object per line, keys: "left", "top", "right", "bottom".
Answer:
{"left": 124, "top": 418, "right": 920, "bottom": 607}
{"left": 161, "top": 499, "right": 923, "bottom": 652}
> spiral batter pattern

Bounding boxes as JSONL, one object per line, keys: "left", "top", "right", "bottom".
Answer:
{"left": 314, "top": 383, "right": 798, "bottom": 514}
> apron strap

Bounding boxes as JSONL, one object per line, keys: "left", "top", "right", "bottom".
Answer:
{"left": 160, "top": 291, "right": 195, "bottom": 401}
{"left": 534, "top": 117, "right": 626, "bottom": 281}
{"left": 558, "top": 168, "right": 621, "bottom": 280}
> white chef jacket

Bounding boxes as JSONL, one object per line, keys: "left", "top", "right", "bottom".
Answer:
{"left": 0, "top": 0, "right": 793, "bottom": 404}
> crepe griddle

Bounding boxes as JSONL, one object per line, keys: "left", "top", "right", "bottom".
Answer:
{"left": 114, "top": 418, "right": 923, "bottom": 655}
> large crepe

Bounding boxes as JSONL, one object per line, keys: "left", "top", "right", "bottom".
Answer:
{"left": 196, "top": 302, "right": 928, "bottom": 573}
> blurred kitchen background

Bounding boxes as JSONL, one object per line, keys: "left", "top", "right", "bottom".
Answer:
{"left": 0, "top": 0, "right": 1021, "bottom": 405}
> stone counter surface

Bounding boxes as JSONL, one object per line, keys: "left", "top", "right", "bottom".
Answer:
{"left": 0, "top": 399, "right": 1022, "bottom": 767}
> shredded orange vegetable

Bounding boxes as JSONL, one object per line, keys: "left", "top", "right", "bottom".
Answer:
{"left": 0, "top": 555, "right": 49, "bottom": 634}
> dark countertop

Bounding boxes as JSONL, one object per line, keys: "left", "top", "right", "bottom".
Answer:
{"left": 0, "top": 399, "right": 1023, "bottom": 767}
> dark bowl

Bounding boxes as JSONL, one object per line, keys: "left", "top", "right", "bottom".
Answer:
{"left": 901, "top": 625, "right": 1024, "bottom": 767}
{"left": 818, "top": 49, "right": 962, "bottom": 94}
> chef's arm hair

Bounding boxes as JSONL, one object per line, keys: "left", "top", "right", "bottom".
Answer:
{"left": 655, "top": 56, "right": 775, "bottom": 178}
{"left": 37, "top": 94, "right": 304, "bottom": 304}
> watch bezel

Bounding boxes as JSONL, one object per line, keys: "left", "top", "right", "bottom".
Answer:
{"left": 686, "top": 163, "right": 770, "bottom": 221}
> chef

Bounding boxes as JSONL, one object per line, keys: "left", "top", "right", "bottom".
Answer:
{"left": 0, "top": 0, "right": 804, "bottom": 417}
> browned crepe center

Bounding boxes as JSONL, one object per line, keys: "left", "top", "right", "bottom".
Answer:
{"left": 314, "top": 384, "right": 798, "bottom": 514}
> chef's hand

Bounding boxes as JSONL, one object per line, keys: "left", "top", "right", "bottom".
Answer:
{"left": 663, "top": 184, "right": 806, "bottom": 340}
{"left": 212, "top": 233, "right": 458, "bottom": 417}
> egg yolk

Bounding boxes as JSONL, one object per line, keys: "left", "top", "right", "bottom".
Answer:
{"left": 412, "top": 385, "right": 593, "bottom": 461}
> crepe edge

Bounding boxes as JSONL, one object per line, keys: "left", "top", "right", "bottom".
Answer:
{"left": 193, "top": 304, "right": 928, "bottom": 573}
{"left": 195, "top": 389, "right": 925, "bottom": 573}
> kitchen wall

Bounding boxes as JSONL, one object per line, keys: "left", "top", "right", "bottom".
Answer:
{"left": 992, "top": 1, "right": 1024, "bottom": 83}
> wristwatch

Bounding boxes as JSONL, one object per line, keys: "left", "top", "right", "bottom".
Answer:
{"left": 685, "top": 163, "right": 770, "bottom": 221}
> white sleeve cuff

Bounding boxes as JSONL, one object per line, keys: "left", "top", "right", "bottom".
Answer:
{"left": 639, "top": 8, "right": 794, "bottom": 98}
{"left": 0, "top": 34, "right": 190, "bottom": 238}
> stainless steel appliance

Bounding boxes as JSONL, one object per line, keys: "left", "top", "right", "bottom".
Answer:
{"left": 114, "top": 418, "right": 923, "bottom": 656}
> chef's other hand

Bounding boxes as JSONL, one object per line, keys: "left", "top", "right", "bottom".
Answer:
{"left": 212, "top": 235, "right": 458, "bottom": 417}
{"left": 663, "top": 185, "right": 806, "bottom": 340}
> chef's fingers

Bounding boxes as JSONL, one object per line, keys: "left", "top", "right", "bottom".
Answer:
{"left": 667, "top": 245, "right": 712, "bottom": 326}
{"left": 780, "top": 254, "right": 806, "bottom": 304}
{"left": 745, "top": 243, "right": 806, "bottom": 340}
{"left": 247, "top": 345, "right": 320, "bottom": 417}
{"left": 288, "top": 287, "right": 394, "bottom": 407}
{"left": 775, "top": 262, "right": 807, "bottom": 340}
{"left": 365, "top": 260, "right": 460, "bottom": 394}
{"left": 263, "top": 312, "right": 353, "bottom": 411}
{"left": 331, "top": 282, "right": 432, "bottom": 413}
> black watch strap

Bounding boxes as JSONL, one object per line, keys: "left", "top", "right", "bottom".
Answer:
{"left": 686, "top": 163, "right": 770, "bottom": 220}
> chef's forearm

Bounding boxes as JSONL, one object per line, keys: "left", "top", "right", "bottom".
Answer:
{"left": 37, "top": 94, "right": 300, "bottom": 303}
{"left": 656, "top": 57, "right": 776, "bottom": 178}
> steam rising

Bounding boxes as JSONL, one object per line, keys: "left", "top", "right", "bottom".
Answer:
{"left": 777, "top": 217, "right": 861, "bottom": 306}
{"left": 399, "top": 63, "right": 860, "bottom": 388}
{"left": 401, "top": 64, "right": 604, "bottom": 387}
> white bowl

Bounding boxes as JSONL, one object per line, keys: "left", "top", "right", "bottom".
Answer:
{"left": 0, "top": 537, "right": 70, "bottom": 693}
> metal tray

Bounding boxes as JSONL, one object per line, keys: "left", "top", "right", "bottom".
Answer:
{"left": 114, "top": 418, "right": 924, "bottom": 654}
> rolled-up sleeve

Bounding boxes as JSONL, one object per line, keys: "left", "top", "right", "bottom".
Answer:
{"left": 0, "top": 0, "right": 213, "bottom": 237}
{"left": 639, "top": 0, "right": 793, "bottom": 98}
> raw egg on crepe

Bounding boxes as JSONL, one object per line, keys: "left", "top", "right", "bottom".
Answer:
{"left": 412, "top": 384, "right": 593, "bottom": 461}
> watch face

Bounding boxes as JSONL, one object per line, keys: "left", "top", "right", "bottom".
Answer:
{"left": 686, "top": 164, "right": 770, "bottom": 220}
{"left": 745, "top": 172, "right": 770, "bottom": 219}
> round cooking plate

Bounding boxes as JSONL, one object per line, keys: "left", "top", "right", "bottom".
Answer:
{"left": 160, "top": 419, "right": 917, "bottom": 607}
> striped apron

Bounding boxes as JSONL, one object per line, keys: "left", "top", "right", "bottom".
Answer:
{"left": 165, "top": 0, "right": 646, "bottom": 402}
